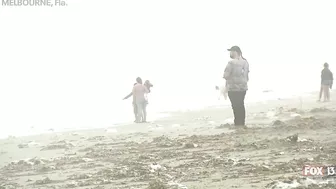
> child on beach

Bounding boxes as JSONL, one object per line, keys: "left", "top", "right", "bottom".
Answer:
{"left": 318, "top": 63, "right": 333, "bottom": 102}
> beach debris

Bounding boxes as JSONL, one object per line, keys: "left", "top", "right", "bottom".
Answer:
{"left": 286, "top": 134, "right": 298, "bottom": 143}
{"left": 272, "top": 120, "right": 285, "bottom": 126}
{"left": 87, "top": 136, "right": 105, "bottom": 141}
{"left": 34, "top": 177, "right": 52, "bottom": 185}
{"left": 152, "top": 136, "right": 182, "bottom": 148}
{"left": 149, "top": 163, "right": 166, "bottom": 173}
{"left": 5, "top": 112, "right": 336, "bottom": 189}
{"left": 82, "top": 158, "right": 94, "bottom": 162}
{"left": 183, "top": 143, "right": 198, "bottom": 148}
{"left": 217, "top": 123, "right": 231, "bottom": 129}
{"left": 260, "top": 164, "right": 271, "bottom": 171}
{"left": 167, "top": 181, "right": 188, "bottom": 189}
{"left": 64, "top": 151, "right": 77, "bottom": 156}
{"left": 17, "top": 141, "right": 41, "bottom": 149}
{"left": 297, "top": 137, "right": 313, "bottom": 143}
{"left": 66, "top": 181, "right": 78, "bottom": 188}
{"left": 17, "top": 143, "right": 29, "bottom": 149}
{"left": 266, "top": 177, "right": 336, "bottom": 189}
{"left": 147, "top": 179, "right": 168, "bottom": 189}
{"left": 3, "top": 157, "right": 51, "bottom": 171}
{"left": 68, "top": 173, "right": 92, "bottom": 180}
{"left": 40, "top": 140, "right": 74, "bottom": 151}
{"left": 71, "top": 132, "right": 79, "bottom": 136}
{"left": 266, "top": 179, "right": 301, "bottom": 189}
{"left": 302, "top": 178, "right": 318, "bottom": 186}
{"left": 275, "top": 151, "right": 285, "bottom": 156}
{"left": 238, "top": 158, "right": 250, "bottom": 162}
{"left": 310, "top": 107, "right": 332, "bottom": 113}
{"left": 0, "top": 183, "right": 20, "bottom": 189}
{"left": 287, "top": 108, "right": 305, "bottom": 114}
{"left": 18, "top": 143, "right": 29, "bottom": 148}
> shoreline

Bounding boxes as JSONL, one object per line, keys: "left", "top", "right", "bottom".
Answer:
{"left": 0, "top": 89, "right": 324, "bottom": 140}
{"left": 0, "top": 89, "right": 331, "bottom": 149}
{"left": 1, "top": 89, "right": 336, "bottom": 188}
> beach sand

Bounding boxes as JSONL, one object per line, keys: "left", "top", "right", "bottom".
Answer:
{"left": 1, "top": 93, "right": 336, "bottom": 189}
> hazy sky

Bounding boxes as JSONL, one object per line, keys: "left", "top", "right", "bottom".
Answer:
{"left": 0, "top": 0, "right": 335, "bottom": 131}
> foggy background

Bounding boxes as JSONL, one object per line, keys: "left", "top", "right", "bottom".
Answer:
{"left": 0, "top": 0, "right": 335, "bottom": 136}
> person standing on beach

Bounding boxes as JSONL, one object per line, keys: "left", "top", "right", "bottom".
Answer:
{"left": 123, "top": 79, "right": 153, "bottom": 122}
{"left": 123, "top": 82, "right": 138, "bottom": 122}
{"left": 223, "top": 46, "right": 249, "bottom": 127}
{"left": 318, "top": 63, "right": 333, "bottom": 102}
{"left": 132, "top": 77, "right": 149, "bottom": 123}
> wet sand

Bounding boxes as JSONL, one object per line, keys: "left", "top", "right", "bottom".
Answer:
{"left": 1, "top": 94, "right": 336, "bottom": 189}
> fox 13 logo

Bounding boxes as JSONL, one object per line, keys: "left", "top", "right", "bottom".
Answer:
{"left": 303, "top": 166, "right": 336, "bottom": 176}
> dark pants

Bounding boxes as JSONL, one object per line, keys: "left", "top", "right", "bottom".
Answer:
{"left": 228, "top": 91, "right": 246, "bottom": 126}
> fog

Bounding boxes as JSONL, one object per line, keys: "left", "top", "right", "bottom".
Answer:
{"left": 0, "top": 0, "right": 336, "bottom": 133}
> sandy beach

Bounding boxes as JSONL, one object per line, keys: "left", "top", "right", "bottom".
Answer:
{"left": 1, "top": 92, "right": 336, "bottom": 189}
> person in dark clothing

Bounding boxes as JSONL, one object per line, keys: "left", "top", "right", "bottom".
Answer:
{"left": 223, "top": 46, "right": 249, "bottom": 127}
{"left": 318, "top": 63, "right": 333, "bottom": 102}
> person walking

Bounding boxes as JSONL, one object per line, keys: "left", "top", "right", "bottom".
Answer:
{"left": 318, "top": 63, "right": 333, "bottom": 102}
{"left": 223, "top": 46, "right": 249, "bottom": 127}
